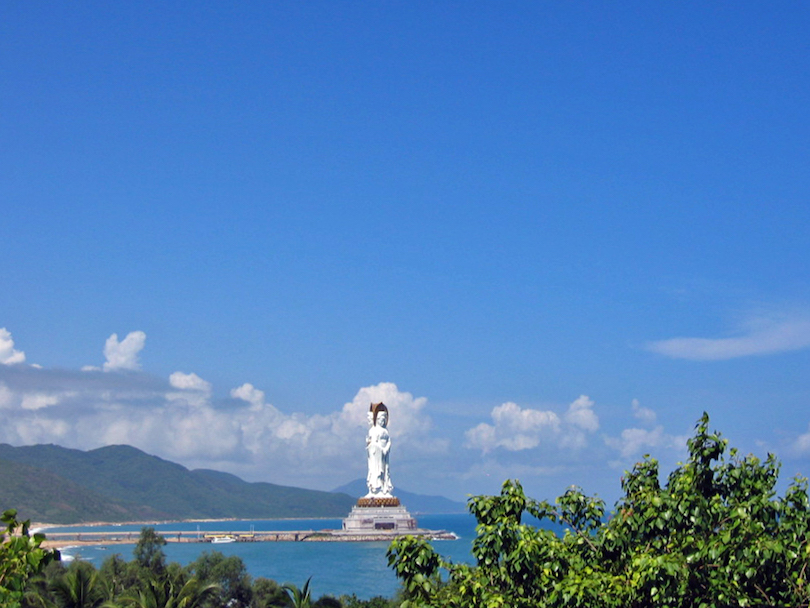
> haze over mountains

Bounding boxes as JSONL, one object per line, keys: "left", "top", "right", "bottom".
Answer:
{"left": 332, "top": 479, "right": 465, "bottom": 515}
{"left": 0, "top": 443, "right": 464, "bottom": 524}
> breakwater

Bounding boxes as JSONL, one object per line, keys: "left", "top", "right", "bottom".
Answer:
{"left": 44, "top": 528, "right": 457, "bottom": 547}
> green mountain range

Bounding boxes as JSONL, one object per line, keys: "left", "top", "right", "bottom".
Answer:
{"left": 0, "top": 443, "right": 356, "bottom": 524}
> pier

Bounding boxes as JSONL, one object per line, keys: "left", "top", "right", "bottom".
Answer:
{"left": 42, "top": 528, "right": 457, "bottom": 548}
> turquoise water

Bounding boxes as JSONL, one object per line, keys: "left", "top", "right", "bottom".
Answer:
{"left": 51, "top": 514, "right": 480, "bottom": 600}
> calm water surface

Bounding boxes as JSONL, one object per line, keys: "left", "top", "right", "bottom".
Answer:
{"left": 50, "top": 514, "right": 481, "bottom": 600}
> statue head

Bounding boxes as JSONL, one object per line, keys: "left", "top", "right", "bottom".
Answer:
{"left": 369, "top": 402, "right": 389, "bottom": 426}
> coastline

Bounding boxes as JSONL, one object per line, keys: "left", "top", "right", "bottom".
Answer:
{"left": 36, "top": 517, "right": 458, "bottom": 550}
{"left": 33, "top": 515, "right": 339, "bottom": 531}
{"left": 33, "top": 516, "right": 338, "bottom": 550}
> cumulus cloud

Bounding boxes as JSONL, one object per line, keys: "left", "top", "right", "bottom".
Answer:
{"left": 791, "top": 424, "right": 810, "bottom": 456}
{"left": 15, "top": 417, "right": 71, "bottom": 444}
{"left": 646, "top": 312, "right": 810, "bottom": 361}
{"left": 0, "top": 383, "right": 16, "bottom": 409}
{"left": 0, "top": 328, "right": 26, "bottom": 365}
{"left": 231, "top": 383, "right": 266, "bottom": 408}
{"left": 228, "top": 380, "right": 440, "bottom": 472}
{"left": 167, "top": 371, "right": 213, "bottom": 407}
{"left": 465, "top": 402, "right": 559, "bottom": 453}
{"left": 345, "top": 382, "right": 432, "bottom": 440}
{"left": 605, "top": 426, "right": 667, "bottom": 459}
{"left": 632, "top": 398, "right": 657, "bottom": 425}
{"left": 465, "top": 396, "right": 599, "bottom": 453}
{"left": 169, "top": 372, "right": 211, "bottom": 392}
{"left": 0, "top": 356, "right": 437, "bottom": 490}
{"left": 565, "top": 395, "right": 598, "bottom": 432}
{"left": 604, "top": 402, "right": 686, "bottom": 463}
{"left": 20, "top": 393, "right": 62, "bottom": 411}
{"left": 103, "top": 331, "right": 146, "bottom": 371}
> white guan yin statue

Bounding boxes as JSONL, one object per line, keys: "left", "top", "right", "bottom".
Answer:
{"left": 365, "top": 402, "right": 394, "bottom": 498}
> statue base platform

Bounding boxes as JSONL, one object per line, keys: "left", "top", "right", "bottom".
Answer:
{"left": 341, "top": 499, "right": 417, "bottom": 534}
{"left": 356, "top": 496, "right": 400, "bottom": 507}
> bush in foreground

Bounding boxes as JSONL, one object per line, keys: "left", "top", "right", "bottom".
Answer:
{"left": 388, "top": 413, "right": 810, "bottom": 608}
{"left": 0, "top": 509, "right": 58, "bottom": 607}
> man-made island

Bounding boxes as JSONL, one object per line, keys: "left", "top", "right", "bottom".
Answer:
{"left": 42, "top": 524, "right": 457, "bottom": 549}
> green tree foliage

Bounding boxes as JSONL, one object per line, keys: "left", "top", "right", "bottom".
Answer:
{"left": 48, "top": 561, "right": 106, "bottom": 608}
{"left": 15, "top": 549, "right": 347, "bottom": 608}
{"left": 97, "top": 553, "right": 140, "bottom": 599}
{"left": 311, "top": 597, "right": 341, "bottom": 608}
{"left": 0, "top": 509, "right": 59, "bottom": 608}
{"left": 186, "top": 551, "right": 253, "bottom": 608}
{"left": 251, "top": 577, "right": 291, "bottom": 608}
{"left": 388, "top": 413, "right": 810, "bottom": 608}
{"left": 119, "top": 571, "right": 219, "bottom": 608}
{"left": 281, "top": 578, "right": 312, "bottom": 608}
{"left": 133, "top": 528, "right": 167, "bottom": 574}
{"left": 338, "top": 595, "right": 395, "bottom": 608}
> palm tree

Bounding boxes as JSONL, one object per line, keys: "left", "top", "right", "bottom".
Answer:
{"left": 48, "top": 564, "right": 104, "bottom": 608}
{"left": 121, "top": 574, "right": 218, "bottom": 608}
{"left": 22, "top": 573, "right": 55, "bottom": 608}
{"left": 281, "top": 578, "right": 312, "bottom": 608}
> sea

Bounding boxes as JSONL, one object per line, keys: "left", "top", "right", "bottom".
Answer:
{"left": 45, "top": 514, "right": 485, "bottom": 600}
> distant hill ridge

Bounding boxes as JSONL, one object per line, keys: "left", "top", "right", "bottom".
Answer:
{"left": 0, "top": 443, "right": 466, "bottom": 525}
{"left": 0, "top": 443, "right": 355, "bottom": 524}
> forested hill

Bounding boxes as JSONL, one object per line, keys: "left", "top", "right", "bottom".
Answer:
{"left": 0, "top": 443, "right": 355, "bottom": 524}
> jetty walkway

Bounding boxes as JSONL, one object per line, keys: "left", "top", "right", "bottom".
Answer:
{"left": 43, "top": 528, "right": 457, "bottom": 547}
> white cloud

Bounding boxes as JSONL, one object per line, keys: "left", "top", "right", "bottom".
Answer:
{"left": 20, "top": 392, "right": 62, "bottom": 411}
{"left": 791, "top": 424, "right": 810, "bottom": 456}
{"left": 170, "top": 372, "right": 211, "bottom": 392}
{"left": 103, "top": 331, "right": 146, "bottom": 371}
{"left": 228, "top": 381, "right": 440, "bottom": 476}
{"left": 0, "top": 367, "right": 438, "bottom": 490}
{"left": 604, "top": 402, "right": 686, "bottom": 463}
{"left": 14, "top": 417, "right": 70, "bottom": 444}
{"left": 465, "top": 395, "right": 599, "bottom": 453}
{"left": 167, "top": 371, "right": 213, "bottom": 407}
{"left": 338, "top": 382, "right": 432, "bottom": 441}
{"left": 646, "top": 313, "right": 810, "bottom": 361}
{"left": 632, "top": 398, "right": 657, "bottom": 425}
{"left": 14, "top": 332, "right": 399, "bottom": 476}
{"left": 465, "top": 402, "right": 560, "bottom": 453}
{"left": 231, "top": 383, "right": 266, "bottom": 408}
{"left": 0, "top": 383, "right": 15, "bottom": 409}
{"left": 565, "top": 395, "right": 599, "bottom": 432}
{"left": 0, "top": 328, "right": 26, "bottom": 365}
{"left": 605, "top": 426, "right": 667, "bottom": 459}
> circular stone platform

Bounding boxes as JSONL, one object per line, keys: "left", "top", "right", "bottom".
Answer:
{"left": 356, "top": 496, "right": 400, "bottom": 507}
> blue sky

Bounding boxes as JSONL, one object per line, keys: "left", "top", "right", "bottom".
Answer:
{"left": 2, "top": 3, "right": 809, "bottom": 504}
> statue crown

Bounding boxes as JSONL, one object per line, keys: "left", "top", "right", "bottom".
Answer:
{"left": 369, "top": 402, "right": 388, "bottom": 425}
